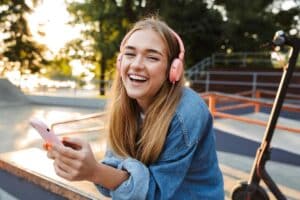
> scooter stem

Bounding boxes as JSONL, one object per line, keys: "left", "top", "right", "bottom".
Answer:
{"left": 247, "top": 33, "right": 300, "bottom": 199}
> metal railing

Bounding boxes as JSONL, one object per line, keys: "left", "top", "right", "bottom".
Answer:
{"left": 212, "top": 52, "right": 272, "bottom": 67}
{"left": 188, "top": 71, "right": 300, "bottom": 94}
{"left": 50, "top": 112, "right": 107, "bottom": 135}
{"left": 185, "top": 52, "right": 274, "bottom": 80}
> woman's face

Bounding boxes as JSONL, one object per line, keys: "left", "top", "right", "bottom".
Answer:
{"left": 120, "top": 29, "right": 168, "bottom": 112}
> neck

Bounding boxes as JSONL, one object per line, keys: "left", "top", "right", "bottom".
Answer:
{"left": 137, "top": 99, "right": 150, "bottom": 113}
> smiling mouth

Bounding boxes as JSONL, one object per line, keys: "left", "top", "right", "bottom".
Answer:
{"left": 128, "top": 74, "right": 148, "bottom": 83}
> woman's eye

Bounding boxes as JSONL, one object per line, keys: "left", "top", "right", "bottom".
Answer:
{"left": 148, "top": 56, "right": 159, "bottom": 61}
{"left": 124, "top": 53, "right": 135, "bottom": 57}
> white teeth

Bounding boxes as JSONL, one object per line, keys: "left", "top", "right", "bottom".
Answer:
{"left": 129, "top": 74, "right": 147, "bottom": 81}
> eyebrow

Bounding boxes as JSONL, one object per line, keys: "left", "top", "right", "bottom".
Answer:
{"left": 124, "top": 45, "right": 164, "bottom": 56}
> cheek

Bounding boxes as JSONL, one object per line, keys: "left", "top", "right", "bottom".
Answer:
{"left": 151, "top": 67, "right": 168, "bottom": 86}
{"left": 157, "top": 64, "right": 169, "bottom": 79}
{"left": 120, "top": 63, "right": 127, "bottom": 79}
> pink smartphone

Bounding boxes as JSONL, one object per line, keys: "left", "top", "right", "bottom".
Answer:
{"left": 29, "top": 118, "right": 62, "bottom": 146}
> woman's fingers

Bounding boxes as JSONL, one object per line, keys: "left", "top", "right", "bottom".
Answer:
{"left": 57, "top": 152, "right": 81, "bottom": 169}
{"left": 62, "top": 137, "right": 85, "bottom": 150}
{"left": 53, "top": 156, "right": 84, "bottom": 181}
{"left": 47, "top": 150, "right": 55, "bottom": 159}
{"left": 52, "top": 143, "right": 80, "bottom": 159}
{"left": 46, "top": 138, "right": 97, "bottom": 181}
{"left": 53, "top": 161, "right": 74, "bottom": 181}
{"left": 43, "top": 143, "right": 47, "bottom": 150}
{"left": 43, "top": 142, "right": 52, "bottom": 151}
{"left": 62, "top": 137, "right": 82, "bottom": 150}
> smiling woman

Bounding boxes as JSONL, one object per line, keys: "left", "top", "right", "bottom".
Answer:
{"left": 26, "top": 0, "right": 80, "bottom": 54}
{"left": 44, "top": 16, "right": 224, "bottom": 200}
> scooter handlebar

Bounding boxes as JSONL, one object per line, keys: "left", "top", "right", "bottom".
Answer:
{"left": 272, "top": 30, "right": 300, "bottom": 48}
{"left": 272, "top": 30, "right": 286, "bottom": 46}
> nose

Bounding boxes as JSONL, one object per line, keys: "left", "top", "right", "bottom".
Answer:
{"left": 130, "top": 55, "right": 144, "bottom": 70}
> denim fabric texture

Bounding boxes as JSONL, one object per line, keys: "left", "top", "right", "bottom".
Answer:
{"left": 96, "top": 87, "right": 224, "bottom": 200}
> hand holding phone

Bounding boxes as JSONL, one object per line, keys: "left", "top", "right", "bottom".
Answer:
{"left": 29, "top": 118, "right": 62, "bottom": 146}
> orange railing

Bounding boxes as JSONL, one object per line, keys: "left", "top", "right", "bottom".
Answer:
{"left": 49, "top": 90, "right": 299, "bottom": 135}
{"left": 201, "top": 91, "right": 300, "bottom": 134}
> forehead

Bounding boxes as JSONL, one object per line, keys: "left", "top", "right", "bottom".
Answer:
{"left": 124, "top": 29, "right": 167, "bottom": 53}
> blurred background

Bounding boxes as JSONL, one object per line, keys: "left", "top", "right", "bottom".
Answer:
{"left": 0, "top": 0, "right": 299, "bottom": 96}
{"left": 1, "top": 1, "right": 300, "bottom": 199}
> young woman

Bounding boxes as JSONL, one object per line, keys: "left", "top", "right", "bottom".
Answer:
{"left": 46, "top": 17, "right": 224, "bottom": 199}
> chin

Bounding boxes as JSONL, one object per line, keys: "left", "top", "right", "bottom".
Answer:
{"left": 126, "top": 91, "right": 145, "bottom": 100}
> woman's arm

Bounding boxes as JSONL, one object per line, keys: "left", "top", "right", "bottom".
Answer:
{"left": 46, "top": 137, "right": 129, "bottom": 190}
{"left": 91, "top": 162, "right": 129, "bottom": 190}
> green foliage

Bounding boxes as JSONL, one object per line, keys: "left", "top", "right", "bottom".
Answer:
{"left": 64, "top": 0, "right": 300, "bottom": 94}
{"left": 44, "top": 57, "right": 73, "bottom": 80}
{"left": 214, "top": 0, "right": 300, "bottom": 52}
{"left": 0, "top": 0, "right": 48, "bottom": 75}
{"left": 157, "top": 0, "right": 225, "bottom": 67}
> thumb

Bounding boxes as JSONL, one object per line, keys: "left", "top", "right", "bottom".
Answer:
{"left": 62, "top": 137, "right": 85, "bottom": 150}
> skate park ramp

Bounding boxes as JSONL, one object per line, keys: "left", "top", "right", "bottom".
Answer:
{"left": 0, "top": 78, "right": 29, "bottom": 106}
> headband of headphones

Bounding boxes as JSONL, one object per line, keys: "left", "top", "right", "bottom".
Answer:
{"left": 169, "top": 29, "right": 185, "bottom": 60}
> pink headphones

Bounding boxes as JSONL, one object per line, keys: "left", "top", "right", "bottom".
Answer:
{"left": 117, "top": 28, "right": 185, "bottom": 84}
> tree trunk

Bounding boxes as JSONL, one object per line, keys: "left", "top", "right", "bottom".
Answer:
{"left": 99, "top": 57, "right": 106, "bottom": 95}
{"left": 124, "top": 0, "right": 136, "bottom": 22}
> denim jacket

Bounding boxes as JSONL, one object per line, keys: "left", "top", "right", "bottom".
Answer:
{"left": 96, "top": 87, "right": 224, "bottom": 200}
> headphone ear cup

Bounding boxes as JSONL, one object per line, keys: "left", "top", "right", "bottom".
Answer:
{"left": 169, "top": 58, "right": 183, "bottom": 84}
{"left": 116, "top": 54, "right": 122, "bottom": 72}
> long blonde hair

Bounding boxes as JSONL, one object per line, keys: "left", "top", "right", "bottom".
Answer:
{"left": 108, "top": 17, "right": 184, "bottom": 165}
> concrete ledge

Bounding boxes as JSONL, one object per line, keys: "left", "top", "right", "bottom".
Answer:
{"left": 27, "top": 95, "right": 107, "bottom": 109}
{"left": 0, "top": 148, "right": 110, "bottom": 200}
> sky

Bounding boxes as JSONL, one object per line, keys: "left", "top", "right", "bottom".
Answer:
{"left": 26, "top": 0, "right": 90, "bottom": 77}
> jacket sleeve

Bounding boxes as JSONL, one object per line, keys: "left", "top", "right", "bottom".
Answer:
{"left": 96, "top": 130, "right": 200, "bottom": 200}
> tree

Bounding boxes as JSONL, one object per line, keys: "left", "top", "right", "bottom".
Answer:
{"left": 64, "top": 0, "right": 299, "bottom": 93}
{"left": 158, "top": 0, "right": 224, "bottom": 67}
{"left": 66, "top": 0, "right": 124, "bottom": 95}
{"left": 214, "top": 0, "right": 300, "bottom": 52}
{"left": 65, "top": 0, "right": 224, "bottom": 94}
{"left": 0, "top": 0, "right": 48, "bottom": 76}
{"left": 44, "top": 56, "right": 73, "bottom": 81}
